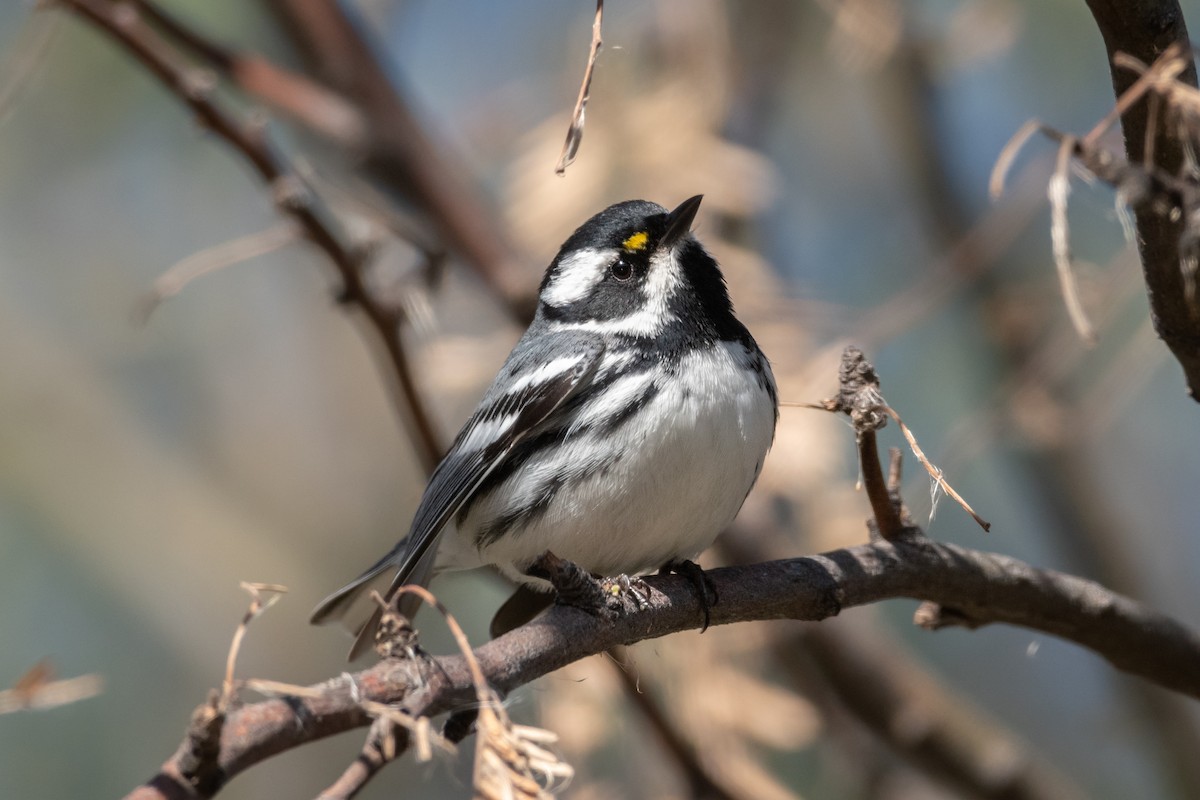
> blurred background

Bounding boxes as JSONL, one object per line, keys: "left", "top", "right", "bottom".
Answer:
{"left": 2, "top": 0, "right": 1200, "bottom": 798}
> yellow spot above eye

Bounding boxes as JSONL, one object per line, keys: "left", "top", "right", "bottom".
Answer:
{"left": 622, "top": 231, "right": 649, "bottom": 252}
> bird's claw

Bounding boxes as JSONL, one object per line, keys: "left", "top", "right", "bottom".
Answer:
{"left": 660, "top": 559, "right": 718, "bottom": 632}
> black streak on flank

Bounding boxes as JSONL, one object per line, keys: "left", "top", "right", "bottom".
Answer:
{"left": 601, "top": 382, "right": 660, "bottom": 434}
{"left": 475, "top": 459, "right": 609, "bottom": 547}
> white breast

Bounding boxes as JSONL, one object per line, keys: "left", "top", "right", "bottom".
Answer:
{"left": 438, "top": 341, "right": 777, "bottom": 583}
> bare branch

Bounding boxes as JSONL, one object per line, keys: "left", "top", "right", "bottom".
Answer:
{"left": 222, "top": 583, "right": 287, "bottom": 710}
{"left": 794, "top": 627, "right": 1083, "bottom": 800}
{"left": 133, "top": 222, "right": 301, "bottom": 324}
{"left": 127, "top": 0, "right": 367, "bottom": 145}
{"left": 263, "top": 0, "right": 532, "bottom": 319}
{"left": 122, "top": 535, "right": 1200, "bottom": 799}
{"left": 1084, "top": 2, "right": 1200, "bottom": 399}
{"left": 818, "top": 346, "right": 907, "bottom": 540}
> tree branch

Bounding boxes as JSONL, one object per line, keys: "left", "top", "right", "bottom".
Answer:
{"left": 1084, "top": 0, "right": 1200, "bottom": 398}
{"left": 125, "top": 536, "right": 1200, "bottom": 799}
{"left": 60, "top": 0, "right": 444, "bottom": 473}
{"left": 262, "top": 0, "right": 533, "bottom": 320}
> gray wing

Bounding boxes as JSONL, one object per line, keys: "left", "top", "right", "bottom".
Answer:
{"left": 309, "top": 334, "right": 604, "bottom": 654}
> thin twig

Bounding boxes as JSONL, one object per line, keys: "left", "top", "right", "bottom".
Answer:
{"left": 263, "top": 0, "right": 531, "bottom": 319}
{"left": 990, "top": 119, "right": 1046, "bottom": 200}
{"left": 858, "top": 429, "right": 902, "bottom": 539}
{"left": 222, "top": 582, "right": 287, "bottom": 709}
{"left": 130, "top": 0, "right": 366, "bottom": 145}
{"left": 555, "top": 0, "right": 604, "bottom": 175}
{"left": 134, "top": 221, "right": 301, "bottom": 324}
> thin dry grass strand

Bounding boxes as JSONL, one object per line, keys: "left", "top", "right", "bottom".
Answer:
{"left": 393, "top": 586, "right": 573, "bottom": 799}
{"left": 1048, "top": 134, "right": 1098, "bottom": 344}
{"left": 222, "top": 582, "right": 287, "bottom": 709}
{"left": 554, "top": 0, "right": 603, "bottom": 176}
{"left": 990, "top": 118, "right": 1046, "bottom": 200}
{"left": 134, "top": 221, "right": 301, "bottom": 324}
{"left": 0, "top": 659, "right": 103, "bottom": 715}
{"left": 1083, "top": 50, "right": 1177, "bottom": 148}
{"left": 1111, "top": 45, "right": 1196, "bottom": 127}
{"left": 885, "top": 406, "right": 991, "bottom": 532}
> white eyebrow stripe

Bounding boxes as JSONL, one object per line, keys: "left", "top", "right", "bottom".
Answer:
{"left": 542, "top": 247, "right": 609, "bottom": 307}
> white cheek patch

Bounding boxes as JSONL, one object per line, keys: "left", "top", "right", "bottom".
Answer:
{"left": 543, "top": 248, "right": 610, "bottom": 307}
{"left": 644, "top": 247, "right": 682, "bottom": 315}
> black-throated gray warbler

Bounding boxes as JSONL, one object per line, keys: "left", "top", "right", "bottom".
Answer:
{"left": 312, "top": 196, "right": 778, "bottom": 657}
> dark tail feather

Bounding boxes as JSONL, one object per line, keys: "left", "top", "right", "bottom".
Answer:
{"left": 347, "top": 603, "right": 385, "bottom": 661}
{"left": 309, "top": 544, "right": 405, "bottom": 626}
{"left": 343, "top": 545, "right": 439, "bottom": 661}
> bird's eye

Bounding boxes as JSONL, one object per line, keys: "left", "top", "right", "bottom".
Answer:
{"left": 610, "top": 258, "right": 634, "bottom": 281}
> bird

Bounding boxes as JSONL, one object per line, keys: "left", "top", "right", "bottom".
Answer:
{"left": 311, "top": 195, "right": 778, "bottom": 658}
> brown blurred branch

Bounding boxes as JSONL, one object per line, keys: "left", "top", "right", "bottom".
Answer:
{"left": 262, "top": 0, "right": 532, "bottom": 319}
{"left": 891, "top": 21, "right": 1200, "bottom": 793}
{"left": 123, "top": 533, "right": 1200, "bottom": 799}
{"left": 127, "top": 0, "right": 367, "bottom": 146}
{"left": 608, "top": 645, "right": 747, "bottom": 800}
{"left": 721, "top": 521, "right": 1085, "bottom": 800}
{"left": 785, "top": 626, "right": 1082, "bottom": 800}
{"left": 1084, "top": 1, "right": 1200, "bottom": 398}
{"left": 60, "top": 0, "right": 443, "bottom": 474}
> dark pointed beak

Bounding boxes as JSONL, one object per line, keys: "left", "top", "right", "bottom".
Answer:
{"left": 661, "top": 195, "right": 703, "bottom": 248}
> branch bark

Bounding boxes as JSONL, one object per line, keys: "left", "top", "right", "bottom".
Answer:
{"left": 125, "top": 536, "right": 1200, "bottom": 799}
{"left": 1084, "top": 0, "right": 1200, "bottom": 398}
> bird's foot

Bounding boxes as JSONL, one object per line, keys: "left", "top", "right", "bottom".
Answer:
{"left": 600, "top": 573, "right": 653, "bottom": 612}
{"left": 525, "top": 551, "right": 610, "bottom": 616}
{"left": 660, "top": 559, "right": 718, "bottom": 632}
{"left": 525, "top": 552, "right": 652, "bottom": 618}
